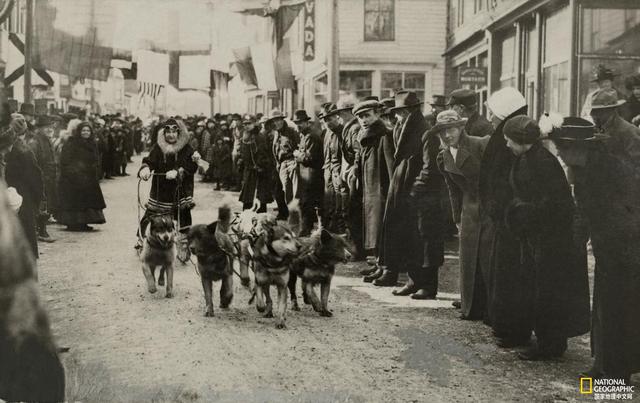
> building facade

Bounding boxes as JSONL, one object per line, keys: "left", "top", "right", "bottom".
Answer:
{"left": 445, "top": 0, "right": 640, "bottom": 118}
{"left": 292, "top": 0, "right": 447, "bottom": 115}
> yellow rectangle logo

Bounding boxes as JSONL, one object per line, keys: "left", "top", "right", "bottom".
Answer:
{"left": 580, "top": 377, "right": 593, "bottom": 394}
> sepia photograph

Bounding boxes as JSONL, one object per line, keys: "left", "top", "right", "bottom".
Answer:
{"left": 0, "top": 0, "right": 638, "bottom": 401}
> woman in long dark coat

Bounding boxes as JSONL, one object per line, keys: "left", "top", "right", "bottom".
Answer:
{"left": 552, "top": 117, "right": 640, "bottom": 381}
{"left": 503, "top": 116, "right": 590, "bottom": 360}
{"left": 238, "top": 122, "right": 273, "bottom": 212}
{"left": 436, "top": 121, "right": 489, "bottom": 320}
{"left": 479, "top": 88, "right": 531, "bottom": 346}
{"left": 58, "top": 122, "right": 106, "bottom": 231}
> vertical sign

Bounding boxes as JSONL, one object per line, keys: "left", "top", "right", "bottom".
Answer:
{"left": 303, "top": 0, "right": 315, "bottom": 61}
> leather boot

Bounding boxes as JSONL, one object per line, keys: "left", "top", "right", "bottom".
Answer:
{"left": 392, "top": 280, "right": 417, "bottom": 296}
{"left": 37, "top": 218, "right": 55, "bottom": 243}
{"left": 363, "top": 266, "right": 383, "bottom": 283}
{"left": 372, "top": 269, "right": 398, "bottom": 287}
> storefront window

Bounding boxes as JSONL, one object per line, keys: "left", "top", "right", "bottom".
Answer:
{"left": 339, "top": 71, "right": 372, "bottom": 104}
{"left": 542, "top": 6, "right": 571, "bottom": 115}
{"left": 381, "top": 72, "right": 425, "bottom": 101}
{"left": 578, "top": 3, "right": 640, "bottom": 112}
{"left": 313, "top": 73, "right": 328, "bottom": 114}
{"left": 498, "top": 30, "right": 517, "bottom": 89}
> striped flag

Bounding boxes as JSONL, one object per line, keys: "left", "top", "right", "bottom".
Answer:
{"left": 138, "top": 82, "right": 164, "bottom": 100}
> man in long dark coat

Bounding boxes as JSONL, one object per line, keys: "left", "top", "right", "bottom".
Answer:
{"left": 342, "top": 106, "right": 364, "bottom": 259}
{"left": 238, "top": 118, "right": 273, "bottom": 213}
{"left": 375, "top": 91, "right": 425, "bottom": 288}
{"left": 503, "top": 116, "right": 590, "bottom": 360}
{"left": 292, "top": 110, "right": 324, "bottom": 235}
{"left": 550, "top": 115, "right": 640, "bottom": 382}
{"left": 319, "top": 103, "right": 347, "bottom": 233}
{"left": 351, "top": 100, "right": 393, "bottom": 268}
{"left": 480, "top": 87, "right": 532, "bottom": 347}
{"left": 436, "top": 111, "right": 489, "bottom": 319}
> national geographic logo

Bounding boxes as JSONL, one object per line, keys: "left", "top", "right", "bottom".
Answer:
{"left": 580, "top": 378, "right": 635, "bottom": 400}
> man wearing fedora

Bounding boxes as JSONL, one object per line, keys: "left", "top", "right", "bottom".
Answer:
{"left": 425, "top": 95, "right": 447, "bottom": 128}
{"left": 589, "top": 88, "right": 640, "bottom": 173}
{"left": 292, "top": 109, "right": 324, "bottom": 235}
{"left": 319, "top": 102, "right": 348, "bottom": 234}
{"left": 375, "top": 91, "right": 428, "bottom": 291}
{"left": 447, "top": 89, "right": 494, "bottom": 138}
{"left": 269, "top": 108, "right": 300, "bottom": 209}
{"left": 480, "top": 87, "right": 532, "bottom": 347}
{"left": 581, "top": 64, "right": 624, "bottom": 121}
{"left": 548, "top": 116, "right": 640, "bottom": 382}
{"left": 27, "top": 115, "right": 59, "bottom": 242}
{"left": 502, "top": 115, "right": 590, "bottom": 361}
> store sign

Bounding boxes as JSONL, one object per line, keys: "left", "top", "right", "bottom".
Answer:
{"left": 303, "top": 0, "right": 315, "bottom": 61}
{"left": 459, "top": 67, "right": 487, "bottom": 86}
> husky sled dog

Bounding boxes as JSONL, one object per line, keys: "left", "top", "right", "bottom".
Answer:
{"left": 287, "top": 201, "right": 353, "bottom": 316}
{"left": 140, "top": 214, "right": 176, "bottom": 298}
{"left": 251, "top": 221, "right": 300, "bottom": 329}
{"left": 230, "top": 209, "right": 278, "bottom": 286}
{"left": 187, "top": 205, "right": 235, "bottom": 317}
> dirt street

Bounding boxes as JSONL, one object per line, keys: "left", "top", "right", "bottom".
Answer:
{"left": 34, "top": 156, "right": 627, "bottom": 403}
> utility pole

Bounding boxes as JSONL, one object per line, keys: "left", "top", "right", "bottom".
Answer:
{"left": 208, "top": 1, "right": 215, "bottom": 116}
{"left": 23, "top": 0, "right": 33, "bottom": 104}
{"left": 327, "top": 0, "right": 339, "bottom": 102}
{"left": 89, "top": 0, "right": 96, "bottom": 113}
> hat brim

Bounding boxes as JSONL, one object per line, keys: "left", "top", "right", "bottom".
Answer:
{"left": 318, "top": 111, "right": 340, "bottom": 120}
{"left": 353, "top": 106, "right": 378, "bottom": 117}
{"left": 428, "top": 118, "right": 468, "bottom": 134}
{"left": 266, "top": 116, "right": 285, "bottom": 123}
{"left": 389, "top": 101, "right": 425, "bottom": 112}
{"left": 590, "top": 99, "right": 626, "bottom": 110}
{"left": 591, "top": 74, "right": 618, "bottom": 83}
{"left": 292, "top": 117, "right": 311, "bottom": 123}
{"left": 544, "top": 133, "right": 610, "bottom": 142}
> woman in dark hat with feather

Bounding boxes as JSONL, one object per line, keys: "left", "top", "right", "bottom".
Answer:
{"left": 58, "top": 122, "right": 106, "bottom": 231}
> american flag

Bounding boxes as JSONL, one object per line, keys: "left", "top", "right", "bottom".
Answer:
{"left": 138, "top": 82, "right": 164, "bottom": 100}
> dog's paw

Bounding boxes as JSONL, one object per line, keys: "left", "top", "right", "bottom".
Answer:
{"left": 148, "top": 284, "right": 158, "bottom": 294}
{"left": 291, "top": 301, "right": 300, "bottom": 311}
{"left": 275, "top": 321, "right": 287, "bottom": 330}
{"left": 256, "top": 304, "right": 266, "bottom": 313}
{"left": 157, "top": 277, "right": 165, "bottom": 286}
{"left": 240, "top": 277, "right": 251, "bottom": 288}
{"left": 319, "top": 309, "right": 333, "bottom": 317}
{"left": 165, "top": 291, "right": 173, "bottom": 299}
{"left": 204, "top": 309, "right": 214, "bottom": 317}
{"left": 263, "top": 310, "right": 274, "bottom": 318}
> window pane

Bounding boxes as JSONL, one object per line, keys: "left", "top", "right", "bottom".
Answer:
{"left": 543, "top": 61, "right": 569, "bottom": 116}
{"left": 339, "top": 71, "right": 372, "bottom": 102}
{"left": 499, "top": 30, "right": 517, "bottom": 82}
{"left": 544, "top": 6, "right": 570, "bottom": 65}
{"left": 404, "top": 73, "right": 425, "bottom": 90}
{"left": 581, "top": 7, "right": 640, "bottom": 55}
{"left": 381, "top": 72, "right": 402, "bottom": 92}
{"left": 364, "top": 0, "right": 394, "bottom": 41}
{"left": 578, "top": 58, "right": 639, "bottom": 114}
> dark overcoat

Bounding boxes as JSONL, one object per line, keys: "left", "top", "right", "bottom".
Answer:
{"left": 238, "top": 129, "right": 274, "bottom": 205}
{"left": 578, "top": 119, "right": 640, "bottom": 377}
{"left": 465, "top": 111, "right": 494, "bottom": 138}
{"left": 5, "top": 141, "right": 43, "bottom": 257}
{"left": 438, "top": 133, "right": 489, "bottom": 318}
{"left": 58, "top": 135, "right": 106, "bottom": 212}
{"left": 379, "top": 110, "right": 426, "bottom": 271}
{"left": 357, "top": 120, "right": 393, "bottom": 250}
{"left": 506, "top": 143, "right": 590, "bottom": 340}
{"left": 295, "top": 131, "right": 324, "bottom": 199}
{"left": 27, "top": 132, "right": 58, "bottom": 214}
{"left": 211, "top": 143, "right": 232, "bottom": 180}
{"left": 478, "top": 107, "right": 532, "bottom": 337}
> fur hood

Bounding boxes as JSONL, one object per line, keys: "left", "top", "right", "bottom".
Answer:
{"left": 157, "top": 119, "right": 189, "bottom": 155}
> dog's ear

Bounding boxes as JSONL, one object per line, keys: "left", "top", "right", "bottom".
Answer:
{"left": 320, "top": 228, "right": 332, "bottom": 244}
{"left": 206, "top": 222, "right": 218, "bottom": 234}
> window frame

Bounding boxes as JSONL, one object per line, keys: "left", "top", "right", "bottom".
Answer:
{"left": 363, "top": 0, "right": 395, "bottom": 42}
{"left": 380, "top": 71, "right": 426, "bottom": 101}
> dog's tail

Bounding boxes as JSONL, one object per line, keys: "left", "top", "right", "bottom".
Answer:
{"left": 217, "top": 204, "right": 232, "bottom": 233}
{"left": 287, "top": 199, "right": 301, "bottom": 236}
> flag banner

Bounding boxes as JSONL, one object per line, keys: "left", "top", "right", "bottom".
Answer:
{"left": 251, "top": 42, "right": 277, "bottom": 91}
{"left": 232, "top": 47, "right": 258, "bottom": 87}
{"left": 210, "top": 70, "right": 229, "bottom": 95}
{"left": 138, "top": 81, "right": 164, "bottom": 100}
{"left": 137, "top": 50, "right": 169, "bottom": 85}
{"left": 275, "top": 38, "right": 295, "bottom": 89}
{"left": 34, "top": 0, "right": 115, "bottom": 81}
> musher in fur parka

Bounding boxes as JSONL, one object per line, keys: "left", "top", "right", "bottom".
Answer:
{"left": 139, "top": 118, "right": 198, "bottom": 233}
